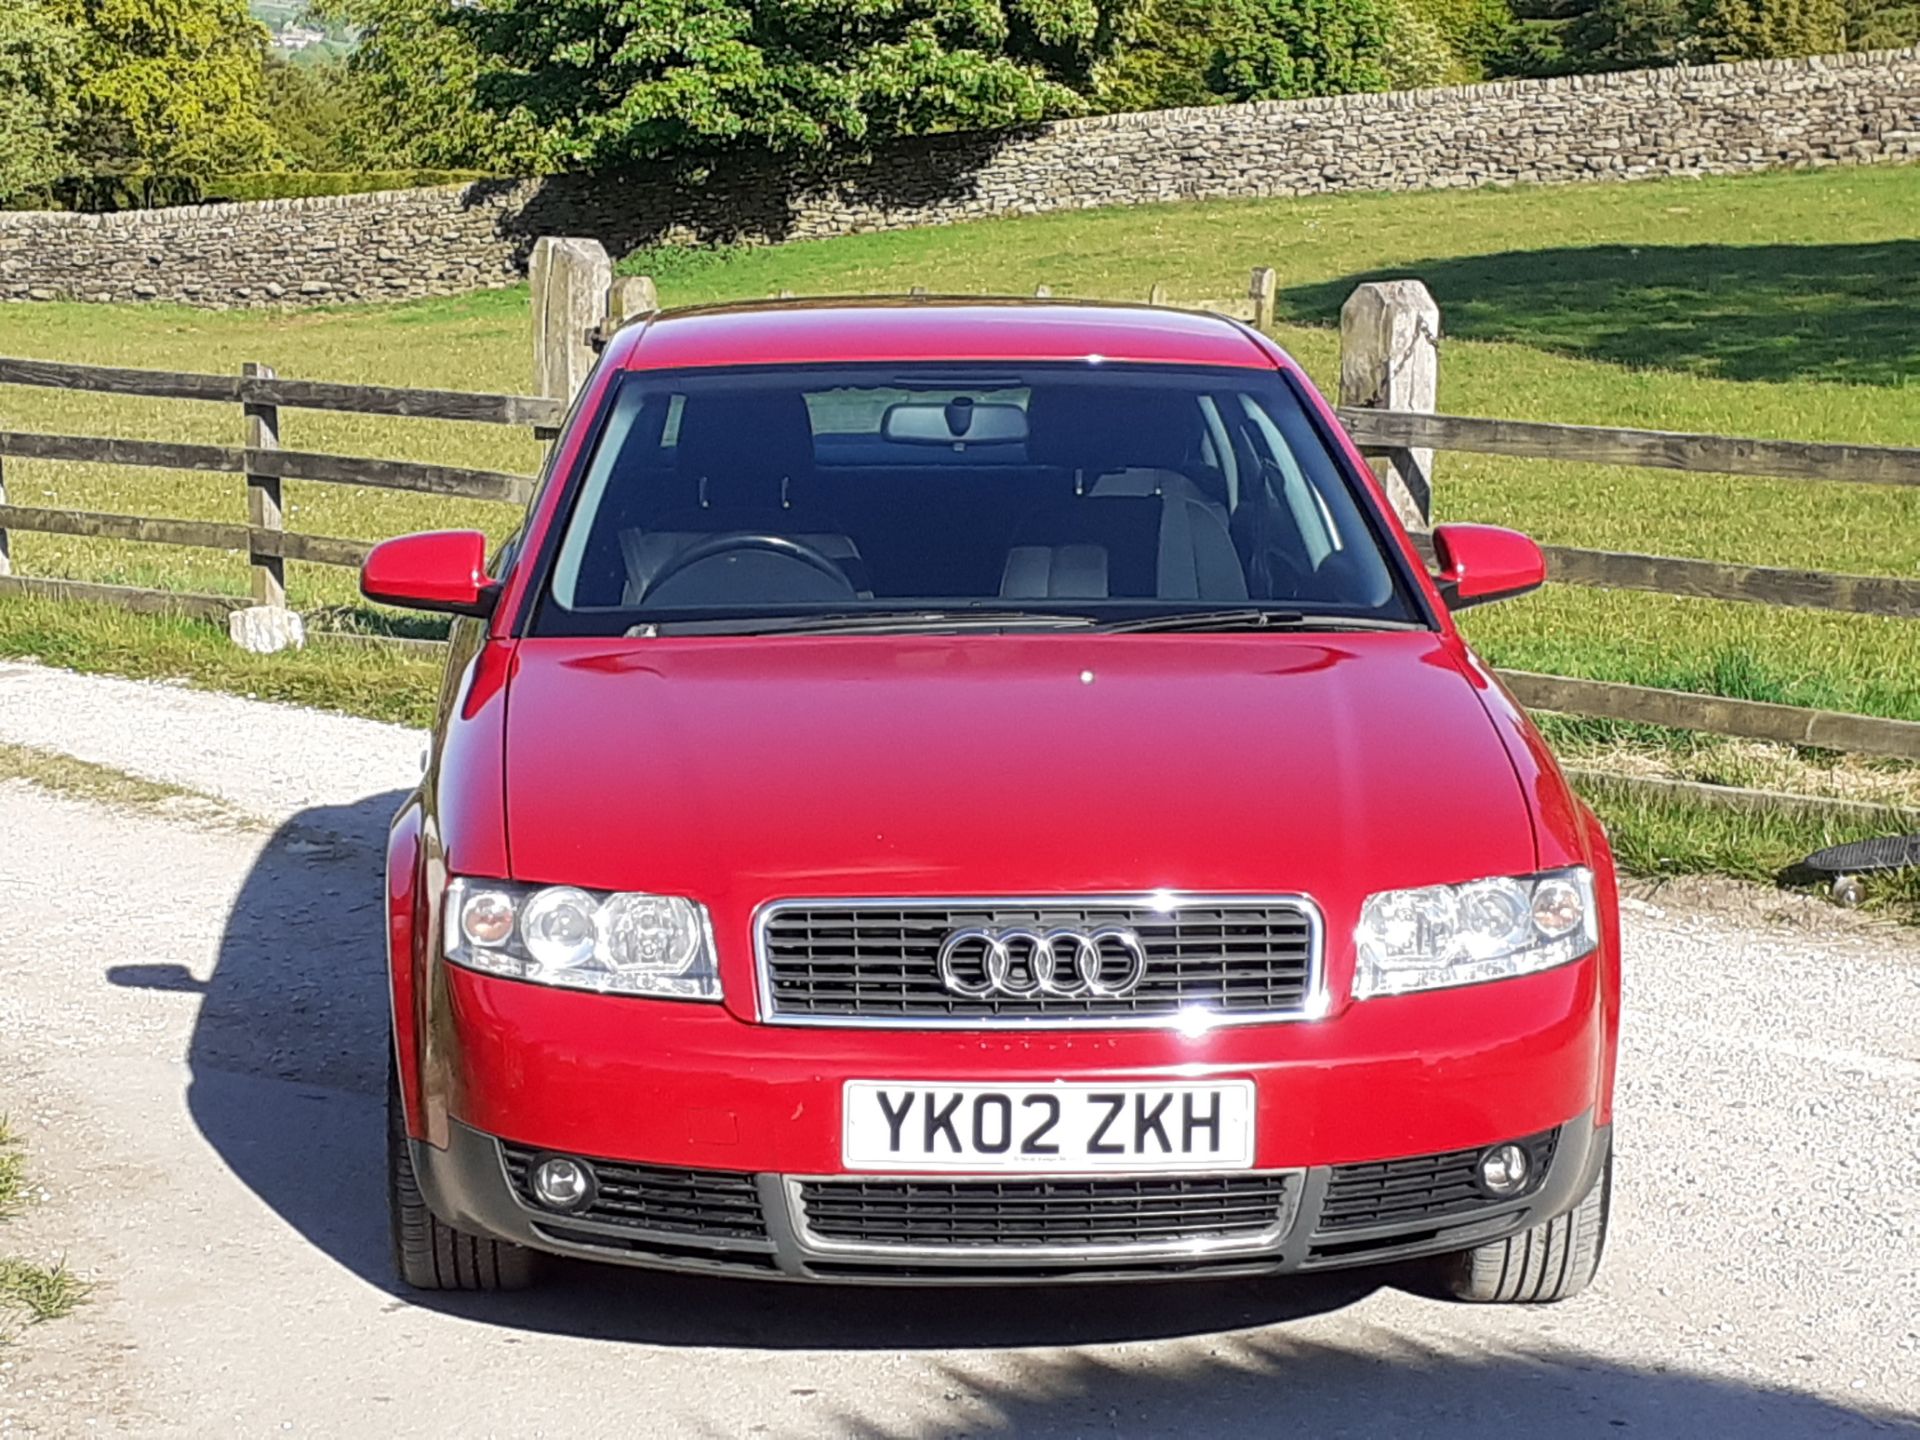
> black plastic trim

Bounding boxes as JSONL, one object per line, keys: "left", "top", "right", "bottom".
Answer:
{"left": 408, "top": 1112, "right": 1607, "bottom": 1286}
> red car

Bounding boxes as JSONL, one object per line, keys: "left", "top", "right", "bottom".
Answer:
{"left": 364, "top": 300, "right": 1619, "bottom": 1301}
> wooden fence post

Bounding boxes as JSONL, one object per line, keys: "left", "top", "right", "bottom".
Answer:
{"left": 531, "top": 236, "right": 612, "bottom": 403}
{"left": 0, "top": 451, "right": 10, "bottom": 577}
{"left": 1340, "top": 280, "right": 1439, "bottom": 530}
{"left": 242, "top": 361, "right": 284, "bottom": 607}
{"left": 1249, "top": 267, "right": 1276, "bottom": 331}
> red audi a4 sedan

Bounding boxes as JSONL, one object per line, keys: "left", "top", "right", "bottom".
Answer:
{"left": 364, "top": 299, "right": 1620, "bottom": 1301}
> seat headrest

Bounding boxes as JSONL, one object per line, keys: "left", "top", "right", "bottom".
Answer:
{"left": 674, "top": 392, "right": 816, "bottom": 509}
{"left": 1026, "top": 388, "right": 1197, "bottom": 473}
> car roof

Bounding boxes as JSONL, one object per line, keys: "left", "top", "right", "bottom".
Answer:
{"left": 612, "top": 297, "right": 1287, "bottom": 374}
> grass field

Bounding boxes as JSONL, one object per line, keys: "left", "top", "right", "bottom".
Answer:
{"left": 1, "top": 162, "right": 1916, "bottom": 905}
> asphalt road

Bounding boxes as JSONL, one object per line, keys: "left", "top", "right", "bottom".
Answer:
{"left": 0, "top": 662, "right": 1916, "bottom": 1438}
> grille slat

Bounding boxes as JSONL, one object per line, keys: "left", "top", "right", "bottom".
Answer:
{"left": 761, "top": 897, "right": 1319, "bottom": 1023}
{"left": 797, "top": 1175, "right": 1292, "bottom": 1251}
{"left": 501, "top": 1145, "right": 769, "bottom": 1242}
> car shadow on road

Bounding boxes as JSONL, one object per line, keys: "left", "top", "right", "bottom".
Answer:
{"left": 821, "top": 1338, "right": 1920, "bottom": 1439}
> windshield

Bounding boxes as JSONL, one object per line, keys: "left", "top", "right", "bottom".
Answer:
{"left": 536, "top": 361, "right": 1420, "bottom": 635}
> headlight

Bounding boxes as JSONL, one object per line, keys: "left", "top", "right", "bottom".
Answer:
{"left": 1353, "top": 867, "right": 1597, "bottom": 1000}
{"left": 445, "top": 879, "right": 721, "bottom": 1001}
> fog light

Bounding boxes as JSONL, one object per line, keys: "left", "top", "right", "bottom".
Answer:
{"left": 531, "top": 1155, "right": 594, "bottom": 1210}
{"left": 1479, "top": 1143, "right": 1531, "bottom": 1196}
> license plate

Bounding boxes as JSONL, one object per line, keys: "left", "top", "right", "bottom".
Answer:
{"left": 842, "top": 1080, "right": 1255, "bottom": 1172}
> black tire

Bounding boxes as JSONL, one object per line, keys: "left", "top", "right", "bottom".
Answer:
{"left": 388, "top": 1055, "right": 541, "bottom": 1291}
{"left": 1443, "top": 1151, "right": 1611, "bottom": 1304}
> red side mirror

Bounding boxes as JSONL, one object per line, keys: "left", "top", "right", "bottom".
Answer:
{"left": 360, "top": 530, "right": 497, "bottom": 617}
{"left": 1431, "top": 523, "right": 1546, "bottom": 609}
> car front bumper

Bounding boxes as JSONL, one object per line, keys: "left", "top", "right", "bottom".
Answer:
{"left": 411, "top": 1111, "right": 1609, "bottom": 1284}
{"left": 407, "top": 955, "right": 1613, "bottom": 1283}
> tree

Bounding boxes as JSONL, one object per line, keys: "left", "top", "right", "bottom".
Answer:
{"left": 1841, "top": 0, "right": 1919, "bottom": 45}
{"left": 447, "top": 0, "right": 1145, "bottom": 171}
{"left": 51, "top": 0, "right": 280, "bottom": 175}
{"left": 0, "top": 0, "right": 78, "bottom": 205}
{"left": 1207, "top": 0, "right": 1393, "bottom": 100}
{"left": 261, "top": 51, "right": 353, "bottom": 169}
{"left": 317, "top": 0, "right": 539, "bottom": 169}
{"left": 1379, "top": 0, "right": 1460, "bottom": 85}
{"left": 1694, "top": 0, "right": 1846, "bottom": 53}
{"left": 1097, "top": 0, "right": 1393, "bottom": 111}
{"left": 1563, "top": 0, "right": 1700, "bottom": 65}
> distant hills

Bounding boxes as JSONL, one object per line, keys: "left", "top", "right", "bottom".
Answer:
{"left": 247, "top": 1, "right": 355, "bottom": 59}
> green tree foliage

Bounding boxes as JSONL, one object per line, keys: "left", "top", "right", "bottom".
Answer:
{"left": 260, "top": 50, "right": 352, "bottom": 167}
{"left": 0, "top": 0, "right": 79, "bottom": 204}
{"left": 1097, "top": 0, "right": 1392, "bottom": 110}
{"left": 1565, "top": 0, "right": 1698, "bottom": 64}
{"left": 316, "top": 0, "right": 539, "bottom": 169}
{"left": 1380, "top": 0, "right": 1460, "bottom": 84}
{"left": 1401, "top": 0, "right": 1517, "bottom": 76}
{"left": 1502, "top": 0, "right": 1897, "bottom": 70}
{"left": 51, "top": 0, "right": 280, "bottom": 175}
{"left": 448, "top": 0, "right": 1145, "bottom": 170}
{"left": 1694, "top": 0, "right": 1845, "bottom": 53}
{"left": 1208, "top": 0, "right": 1392, "bottom": 98}
{"left": 1842, "top": 0, "right": 1919, "bottom": 45}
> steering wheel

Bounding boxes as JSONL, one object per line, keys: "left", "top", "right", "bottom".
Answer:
{"left": 642, "top": 533, "right": 854, "bottom": 601}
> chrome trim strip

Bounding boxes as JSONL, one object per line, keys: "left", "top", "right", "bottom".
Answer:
{"left": 751, "top": 892, "right": 1327, "bottom": 1029}
{"left": 782, "top": 1171, "right": 1302, "bottom": 1262}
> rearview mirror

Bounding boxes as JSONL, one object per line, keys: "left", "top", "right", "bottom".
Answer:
{"left": 1431, "top": 523, "right": 1546, "bottom": 609}
{"left": 360, "top": 530, "right": 497, "bottom": 617}
{"left": 881, "top": 398, "right": 1028, "bottom": 446}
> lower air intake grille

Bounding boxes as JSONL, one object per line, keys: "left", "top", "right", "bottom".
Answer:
{"left": 1317, "top": 1129, "right": 1558, "bottom": 1233}
{"left": 501, "top": 1145, "right": 766, "bottom": 1241}
{"left": 795, "top": 1174, "right": 1294, "bottom": 1253}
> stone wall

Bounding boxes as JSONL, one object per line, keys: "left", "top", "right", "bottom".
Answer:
{"left": 4, "top": 47, "right": 1916, "bottom": 308}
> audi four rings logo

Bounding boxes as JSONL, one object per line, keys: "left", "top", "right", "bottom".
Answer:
{"left": 936, "top": 925, "right": 1150, "bottom": 998}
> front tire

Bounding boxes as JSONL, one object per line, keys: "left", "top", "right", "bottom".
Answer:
{"left": 1443, "top": 1151, "right": 1611, "bottom": 1304}
{"left": 388, "top": 1056, "right": 540, "bottom": 1291}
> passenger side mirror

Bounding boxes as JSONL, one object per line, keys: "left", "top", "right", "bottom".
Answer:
{"left": 1431, "top": 524, "right": 1546, "bottom": 610}
{"left": 360, "top": 530, "right": 498, "bottom": 617}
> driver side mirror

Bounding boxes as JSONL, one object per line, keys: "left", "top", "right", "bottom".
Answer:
{"left": 360, "top": 530, "right": 498, "bottom": 617}
{"left": 1431, "top": 523, "right": 1546, "bottom": 610}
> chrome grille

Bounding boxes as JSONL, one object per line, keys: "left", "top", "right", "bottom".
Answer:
{"left": 792, "top": 1174, "right": 1296, "bottom": 1256}
{"left": 755, "top": 896, "right": 1321, "bottom": 1026}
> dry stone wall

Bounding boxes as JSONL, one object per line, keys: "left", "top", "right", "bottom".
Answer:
{"left": 3, "top": 47, "right": 1916, "bottom": 308}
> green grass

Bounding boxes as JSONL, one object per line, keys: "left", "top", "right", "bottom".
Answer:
{"left": 0, "top": 596, "right": 444, "bottom": 728}
{"left": 0, "top": 1120, "right": 85, "bottom": 1334}
{"left": 2, "top": 164, "right": 1915, "bottom": 701}
{"left": 1, "top": 162, "right": 1917, "bottom": 904}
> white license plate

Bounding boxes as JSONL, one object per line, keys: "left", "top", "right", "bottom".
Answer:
{"left": 842, "top": 1080, "right": 1255, "bottom": 1173}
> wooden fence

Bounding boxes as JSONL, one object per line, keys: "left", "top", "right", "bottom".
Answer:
{"left": 2, "top": 273, "right": 1918, "bottom": 818}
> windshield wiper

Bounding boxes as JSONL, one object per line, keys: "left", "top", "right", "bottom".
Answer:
{"left": 1098, "top": 609, "right": 1424, "bottom": 634}
{"left": 635, "top": 610, "right": 1101, "bottom": 637}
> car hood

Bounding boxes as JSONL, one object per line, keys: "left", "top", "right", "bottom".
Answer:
{"left": 501, "top": 633, "right": 1537, "bottom": 910}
